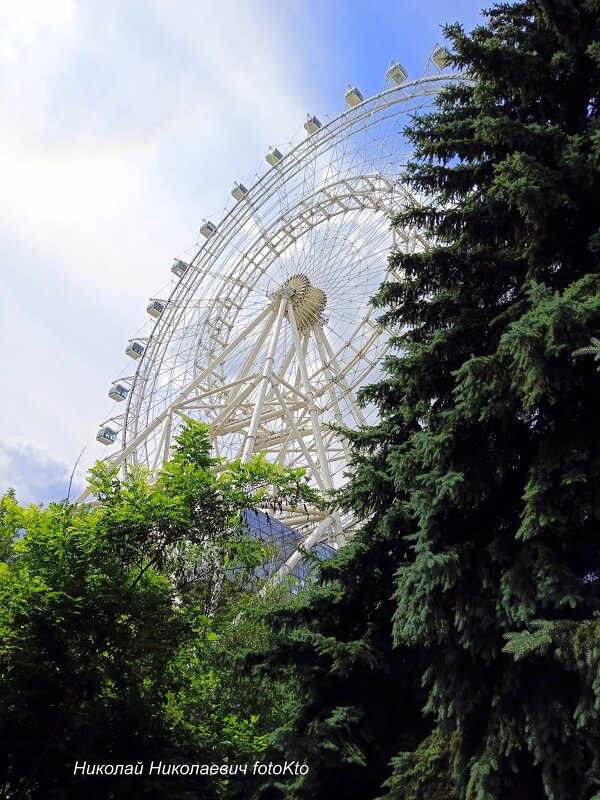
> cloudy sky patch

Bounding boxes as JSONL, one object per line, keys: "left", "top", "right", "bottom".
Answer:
{"left": 0, "top": 0, "right": 76, "bottom": 62}
{"left": 0, "top": 435, "right": 83, "bottom": 506}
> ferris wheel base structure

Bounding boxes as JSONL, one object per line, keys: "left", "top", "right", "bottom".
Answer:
{"left": 80, "top": 54, "right": 462, "bottom": 575}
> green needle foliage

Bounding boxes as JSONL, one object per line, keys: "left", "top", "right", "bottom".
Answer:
{"left": 245, "top": 534, "right": 429, "bottom": 800}
{"left": 0, "top": 421, "right": 316, "bottom": 799}
{"left": 244, "top": 455, "right": 430, "bottom": 799}
{"left": 374, "top": 2, "right": 600, "bottom": 798}
{"left": 249, "top": 2, "right": 600, "bottom": 799}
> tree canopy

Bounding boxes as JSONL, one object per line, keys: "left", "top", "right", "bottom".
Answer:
{"left": 0, "top": 422, "right": 317, "bottom": 799}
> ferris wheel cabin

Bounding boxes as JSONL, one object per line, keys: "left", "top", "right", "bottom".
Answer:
{"left": 231, "top": 182, "right": 248, "bottom": 201}
{"left": 96, "top": 427, "right": 117, "bottom": 445}
{"left": 199, "top": 220, "right": 217, "bottom": 239}
{"left": 171, "top": 259, "right": 189, "bottom": 278}
{"left": 126, "top": 341, "right": 145, "bottom": 360}
{"left": 386, "top": 61, "right": 408, "bottom": 85}
{"left": 344, "top": 85, "right": 364, "bottom": 108}
{"left": 146, "top": 300, "right": 164, "bottom": 318}
{"left": 266, "top": 147, "right": 283, "bottom": 167}
{"left": 108, "top": 383, "right": 128, "bottom": 402}
{"left": 433, "top": 46, "right": 451, "bottom": 69}
{"left": 304, "top": 114, "right": 322, "bottom": 135}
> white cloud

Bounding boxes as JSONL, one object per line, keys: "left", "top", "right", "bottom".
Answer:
{"left": 0, "top": 0, "right": 316, "bottom": 303}
{"left": 0, "top": 435, "right": 83, "bottom": 506}
{"left": 0, "top": 0, "right": 76, "bottom": 61}
{"left": 0, "top": 282, "right": 105, "bottom": 457}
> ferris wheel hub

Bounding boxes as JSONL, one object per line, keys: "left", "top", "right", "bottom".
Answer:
{"left": 87, "top": 67, "right": 458, "bottom": 562}
{"left": 271, "top": 273, "right": 328, "bottom": 332}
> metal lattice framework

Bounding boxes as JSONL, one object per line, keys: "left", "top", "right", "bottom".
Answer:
{"left": 81, "top": 59, "right": 461, "bottom": 574}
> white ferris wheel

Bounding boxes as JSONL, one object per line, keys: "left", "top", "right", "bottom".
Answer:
{"left": 80, "top": 49, "right": 458, "bottom": 575}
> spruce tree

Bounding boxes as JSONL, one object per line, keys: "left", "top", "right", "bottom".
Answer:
{"left": 368, "top": 1, "right": 600, "bottom": 797}
{"left": 251, "top": 2, "right": 600, "bottom": 799}
{"left": 244, "top": 510, "right": 430, "bottom": 800}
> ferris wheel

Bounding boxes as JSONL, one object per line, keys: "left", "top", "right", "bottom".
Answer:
{"left": 80, "top": 48, "right": 459, "bottom": 573}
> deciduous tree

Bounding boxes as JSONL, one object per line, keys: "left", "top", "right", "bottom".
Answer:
{"left": 0, "top": 422, "right": 316, "bottom": 798}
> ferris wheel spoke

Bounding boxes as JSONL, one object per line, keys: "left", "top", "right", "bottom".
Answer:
{"left": 241, "top": 296, "right": 288, "bottom": 463}
{"left": 150, "top": 408, "right": 173, "bottom": 475}
{"left": 208, "top": 378, "right": 262, "bottom": 434}
{"left": 311, "top": 326, "right": 352, "bottom": 465}
{"left": 87, "top": 69, "right": 459, "bottom": 553}
{"left": 312, "top": 324, "right": 367, "bottom": 426}
{"left": 285, "top": 300, "right": 337, "bottom": 495}
{"left": 268, "top": 381, "right": 328, "bottom": 493}
{"left": 218, "top": 303, "right": 281, "bottom": 415}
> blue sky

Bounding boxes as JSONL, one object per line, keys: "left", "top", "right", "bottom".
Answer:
{"left": 0, "top": 0, "right": 488, "bottom": 505}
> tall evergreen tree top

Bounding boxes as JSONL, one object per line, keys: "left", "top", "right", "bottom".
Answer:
{"left": 246, "top": 4, "right": 600, "bottom": 799}
{"left": 357, "top": 2, "right": 600, "bottom": 798}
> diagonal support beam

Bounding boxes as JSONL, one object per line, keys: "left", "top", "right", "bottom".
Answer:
{"left": 271, "top": 515, "right": 334, "bottom": 584}
{"left": 286, "top": 303, "right": 335, "bottom": 492}
{"left": 241, "top": 296, "right": 287, "bottom": 463}
{"left": 312, "top": 323, "right": 367, "bottom": 426}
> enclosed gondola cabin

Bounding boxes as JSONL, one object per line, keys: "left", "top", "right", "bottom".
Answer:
{"left": 266, "top": 147, "right": 283, "bottom": 167}
{"left": 199, "top": 220, "right": 217, "bottom": 239}
{"left": 147, "top": 300, "right": 164, "bottom": 318}
{"left": 386, "top": 61, "right": 408, "bottom": 86}
{"left": 96, "top": 427, "right": 117, "bottom": 445}
{"left": 126, "top": 341, "right": 144, "bottom": 360}
{"left": 304, "top": 114, "right": 322, "bottom": 135}
{"left": 231, "top": 182, "right": 248, "bottom": 201}
{"left": 432, "top": 46, "right": 451, "bottom": 69}
{"left": 172, "top": 259, "right": 189, "bottom": 278}
{"left": 345, "top": 86, "right": 363, "bottom": 108}
{"left": 108, "top": 383, "right": 128, "bottom": 402}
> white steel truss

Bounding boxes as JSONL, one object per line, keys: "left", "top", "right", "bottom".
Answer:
{"left": 85, "top": 66, "right": 462, "bottom": 571}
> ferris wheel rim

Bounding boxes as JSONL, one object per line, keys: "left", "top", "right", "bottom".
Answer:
{"left": 87, "top": 68, "right": 464, "bottom": 536}
{"left": 120, "top": 72, "right": 461, "bottom": 449}
{"left": 139, "top": 72, "right": 459, "bottom": 353}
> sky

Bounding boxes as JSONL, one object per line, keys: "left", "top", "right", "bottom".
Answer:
{"left": 0, "top": 0, "right": 489, "bottom": 505}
